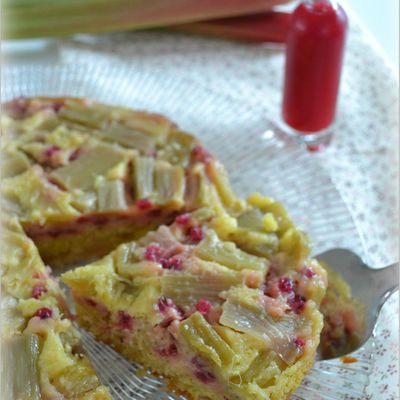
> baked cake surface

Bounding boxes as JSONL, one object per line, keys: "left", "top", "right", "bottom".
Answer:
{"left": 63, "top": 202, "right": 327, "bottom": 400}
{"left": 2, "top": 97, "right": 233, "bottom": 266}
{"left": 2, "top": 97, "right": 328, "bottom": 400}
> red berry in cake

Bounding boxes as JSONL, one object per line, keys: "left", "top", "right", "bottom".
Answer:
{"left": 117, "top": 310, "right": 133, "bottom": 330}
{"left": 302, "top": 266, "right": 316, "bottom": 278}
{"left": 195, "top": 299, "right": 212, "bottom": 315}
{"left": 84, "top": 298, "right": 97, "bottom": 307}
{"left": 189, "top": 226, "right": 204, "bottom": 243}
{"left": 51, "top": 101, "right": 64, "bottom": 112}
{"left": 278, "top": 277, "right": 294, "bottom": 293}
{"left": 175, "top": 213, "right": 191, "bottom": 226}
{"left": 294, "top": 337, "right": 306, "bottom": 347}
{"left": 288, "top": 294, "right": 306, "bottom": 314}
{"left": 44, "top": 145, "right": 60, "bottom": 158}
{"left": 192, "top": 357, "right": 216, "bottom": 384}
{"left": 157, "top": 297, "right": 174, "bottom": 313}
{"left": 36, "top": 307, "right": 53, "bottom": 319}
{"left": 161, "top": 256, "right": 183, "bottom": 271}
{"left": 68, "top": 148, "right": 80, "bottom": 161}
{"left": 136, "top": 198, "right": 153, "bottom": 210}
{"left": 32, "top": 284, "right": 48, "bottom": 299}
{"left": 195, "top": 370, "right": 216, "bottom": 384}
{"left": 192, "top": 145, "right": 212, "bottom": 163}
{"left": 157, "top": 344, "right": 178, "bottom": 357}
{"left": 144, "top": 245, "right": 163, "bottom": 262}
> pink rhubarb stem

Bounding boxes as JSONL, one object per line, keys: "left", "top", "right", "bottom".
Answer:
{"left": 173, "top": 11, "right": 290, "bottom": 43}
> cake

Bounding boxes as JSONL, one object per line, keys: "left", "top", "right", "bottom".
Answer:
{"left": 2, "top": 97, "right": 328, "bottom": 400}
{"left": 62, "top": 200, "right": 327, "bottom": 400}
{"left": 2, "top": 97, "right": 234, "bottom": 267}
{"left": 1, "top": 216, "right": 111, "bottom": 399}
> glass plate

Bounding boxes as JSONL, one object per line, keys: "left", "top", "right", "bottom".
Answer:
{"left": 2, "top": 43, "right": 397, "bottom": 398}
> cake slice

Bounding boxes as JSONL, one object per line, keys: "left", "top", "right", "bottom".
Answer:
{"left": 2, "top": 97, "right": 237, "bottom": 266}
{"left": 62, "top": 198, "right": 327, "bottom": 400}
{"left": 1, "top": 216, "right": 111, "bottom": 399}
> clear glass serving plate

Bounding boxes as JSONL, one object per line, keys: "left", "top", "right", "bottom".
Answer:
{"left": 2, "top": 40, "right": 397, "bottom": 398}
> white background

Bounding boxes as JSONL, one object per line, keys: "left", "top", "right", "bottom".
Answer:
{"left": 344, "top": 0, "right": 399, "bottom": 69}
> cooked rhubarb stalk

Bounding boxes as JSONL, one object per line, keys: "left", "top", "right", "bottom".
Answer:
{"left": 162, "top": 272, "right": 242, "bottom": 307}
{"left": 50, "top": 142, "right": 128, "bottom": 191}
{"left": 220, "top": 300, "right": 306, "bottom": 364}
{"left": 3, "top": 166, "right": 79, "bottom": 223}
{"left": 2, "top": 149, "right": 31, "bottom": 178}
{"left": 132, "top": 156, "right": 155, "bottom": 200}
{"left": 185, "top": 164, "right": 214, "bottom": 210}
{"left": 155, "top": 162, "right": 185, "bottom": 206}
{"left": 1, "top": 333, "right": 41, "bottom": 400}
{"left": 123, "top": 112, "right": 172, "bottom": 141}
{"left": 58, "top": 101, "right": 108, "bottom": 129}
{"left": 241, "top": 351, "right": 281, "bottom": 387}
{"left": 158, "top": 130, "right": 197, "bottom": 166}
{"left": 279, "top": 228, "right": 310, "bottom": 263}
{"left": 140, "top": 225, "right": 182, "bottom": 252}
{"left": 194, "top": 231, "right": 269, "bottom": 273}
{"left": 99, "top": 122, "right": 157, "bottom": 153}
{"left": 231, "top": 228, "right": 279, "bottom": 258}
{"left": 180, "top": 312, "right": 234, "bottom": 367}
{"left": 237, "top": 209, "right": 265, "bottom": 231}
{"left": 206, "top": 161, "right": 241, "bottom": 210}
{"left": 96, "top": 179, "right": 128, "bottom": 211}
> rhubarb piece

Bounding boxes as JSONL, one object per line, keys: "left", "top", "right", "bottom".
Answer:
{"left": 50, "top": 141, "right": 129, "bottom": 191}
{"left": 220, "top": 296, "right": 307, "bottom": 364}
{"left": 180, "top": 312, "right": 235, "bottom": 366}
{"left": 237, "top": 208, "right": 265, "bottom": 231}
{"left": 96, "top": 178, "right": 128, "bottom": 211}
{"left": 231, "top": 228, "right": 280, "bottom": 258}
{"left": 184, "top": 164, "right": 209, "bottom": 209}
{"left": 3, "top": 0, "right": 290, "bottom": 39}
{"left": 132, "top": 156, "right": 155, "bottom": 200}
{"left": 158, "top": 130, "right": 197, "bottom": 166}
{"left": 174, "top": 11, "right": 290, "bottom": 43}
{"left": 1, "top": 149, "right": 31, "bottom": 178}
{"left": 240, "top": 351, "right": 281, "bottom": 387}
{"left": 122, "top": 110, "right": 172, "bottom": 139}
{"left": 98, "top": 110, "right": 172, "bottom": 152}
{"left": 279, "top": 227, "right": 311, "bottom": 264}
{"left": 206, "top": 161, "right": 242, "bottom": 210}
{"left": 2, "top": 166, "right": 80, "bottom": 224}
{"left": 262, "top": 212, "right": 279, "bottom": 232}
{"left": 99, "top": 122, "right": 157, "bottom": 153}
{"left": 58, "top": 100, "right": 108, "bottom": 128}
{"left": 194, "top": 231, "right": 269, "bottom": 273}
{"left": 161, "top": 272, "right": 243, "bottom": 307}
{"left": 155, "top": 162, "right": 185, "bottom": 206}
{"left": 1, "top": 333, "right": 41, "bottom": 400}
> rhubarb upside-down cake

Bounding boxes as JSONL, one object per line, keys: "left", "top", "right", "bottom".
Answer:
{"left": 2, "top": 97, "right": 328, "bottom": 400}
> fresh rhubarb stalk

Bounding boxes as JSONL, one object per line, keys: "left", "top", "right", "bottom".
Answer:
{"left": 3, "top": 0, "right": 290, "bottom": 39}
{"left": 173, "top": 12, "right": 290, "bottom": 43}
